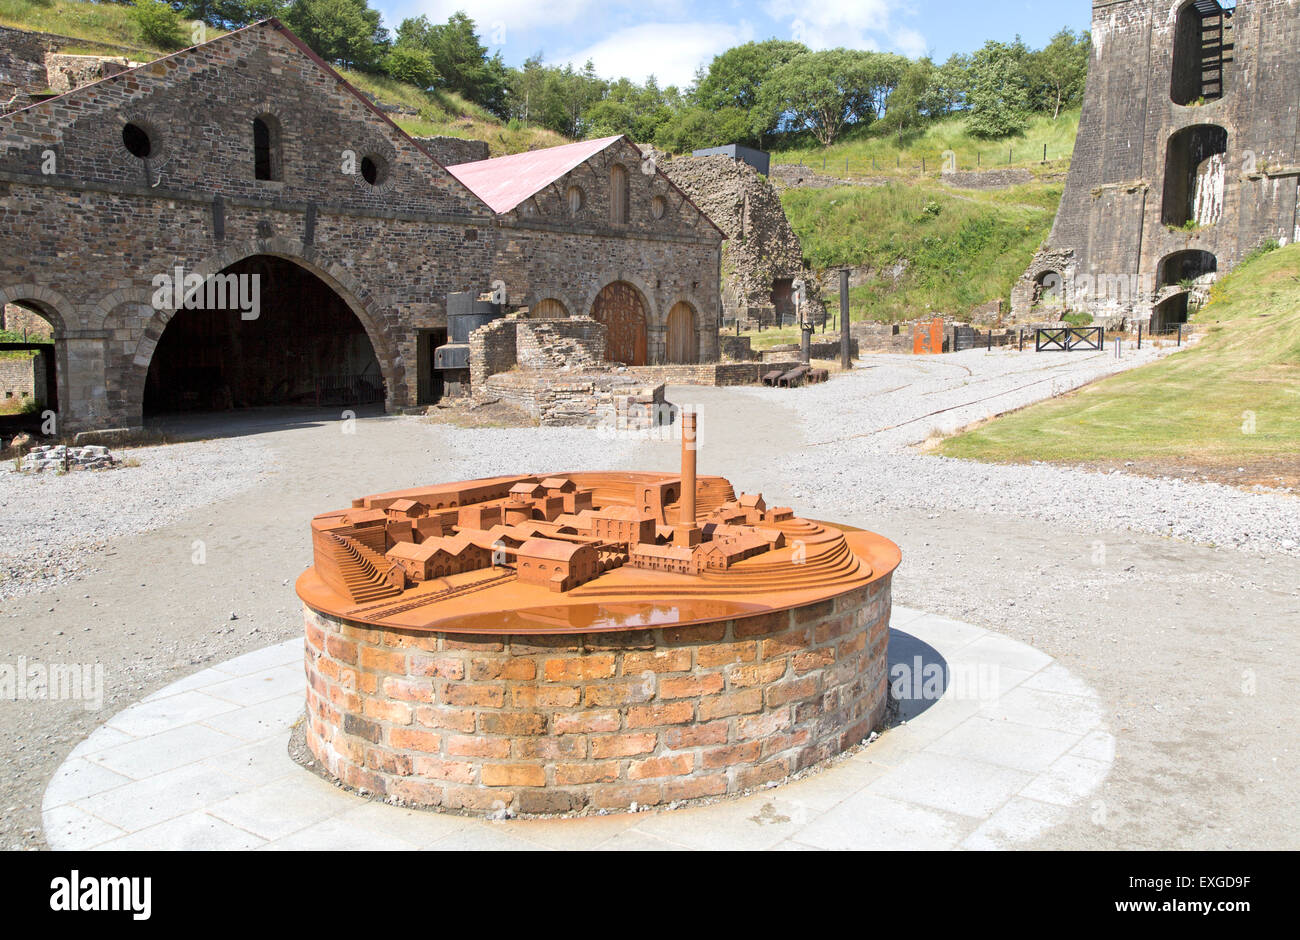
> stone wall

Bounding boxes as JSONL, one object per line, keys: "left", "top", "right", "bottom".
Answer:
{"left": 0, "top": 352, "right": 44, "bottom": 404}
{"left": 1, "top": 303, "right": 54, "bottom": 338}
{"left": 0, "top": 22, "right": 722, "bottom": 432}
{"left": 301, "top": 575, "right": 892, "bottom": 816}
{"left": 1016, "top": 0, "right": 1300, "bottom": 324}
{"left": 654, "top": 151, "right": 822, "bottom": 325}
{"left": 484, "top": 372, "right": 668, "bottom": 428}
{"left": 940, "top": 168, "right": 1034, "bottom": 190}
{"left": 416, "top": 135, "right": 490, "bottom": 167}
{"left": 44, "top": 53, "right": 139, "bottom": 95}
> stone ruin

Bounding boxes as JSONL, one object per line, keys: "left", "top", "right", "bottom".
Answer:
{"left": 15, "top": 445, "right": 116, "bottom": 472}
{"left": 651, "top": 148, "right": 826, "bottom": 329}
{"left": 466, "top": 316, "right": 669, "bottom": 429}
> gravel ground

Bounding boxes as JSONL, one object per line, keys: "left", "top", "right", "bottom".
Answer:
{"left": 726, "top": 346, "right": 1300, "bottom": 558}
{"left": 2, "top": 345, "right": 1298, "bottom": 850}
{"left": 0, "top": 436, "right": 276, "bottom": 600}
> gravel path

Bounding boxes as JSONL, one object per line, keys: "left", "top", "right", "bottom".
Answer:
{"left": 715, "top": 346, "right": 1300, "bottom": 558}
{"left": 0, "top": 436, "right": 276, "bottom": 601}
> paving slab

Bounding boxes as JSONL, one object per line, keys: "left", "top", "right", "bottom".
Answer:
{"left": 43, "top": 608, "right": 1115, "bottom": 850}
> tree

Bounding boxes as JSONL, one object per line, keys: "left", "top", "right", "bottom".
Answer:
{"left": 1027, "top": 28, "right": 1090, "bottom": 118}
{"left": 925, "top": 53, "right": 970, "bottom": 117}
{"left": 755, "top": 49, "right": 881, "bottom": 147}
{"left": 882, "top": 58, "right": 933, "bottom": 140}
{"left": 175, "top": 0, "right": 287, "bottom": 30}
{"left": 692, "top": 39, "right": 808, "bottom": 146}
{"left": 284, "top": 0, "right": 387, "bottom": 71}
{"left": 383, "top": 45, "right": 438, "bottom": 89}
{"left": 965, "top": 40, "right": 1031, "bottom": 138}
{"left": 129, "top": 0, "right": 187, "bottom": 49}
{"left": 654, "top": 106, "right": 750, "bottom": 154}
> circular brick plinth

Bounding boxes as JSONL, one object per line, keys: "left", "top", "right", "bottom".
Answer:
{"left": 302, "top": 576, "right": 893, "bottom": 816}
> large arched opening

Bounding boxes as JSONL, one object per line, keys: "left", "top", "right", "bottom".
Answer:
{"left": 1171, "top": 0, "right": 1234, "bottom": 106}
{"left": 1156, "top": 250, "right": 1217, "bottom": 290}
{"left": 590, "top": 281, "right": 648, "bottom": 366}
{"left": 142, "top": 255, "right": 385, "bottom": 417}
{"left": 665, "top": 301, "right": 698, "bottom": 364}
{"left": 1162, "top": 124, "right": 1228, "bottom": 228}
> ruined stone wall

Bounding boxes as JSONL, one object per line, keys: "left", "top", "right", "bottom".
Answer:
{"left": 655, "top": 152, "right": 818, "bottom": 323}
{"left": 0, "top": 352, "right": 43, "bottom": 405}
{"left": 1017, "top": 0, "right": 1300, "bottom": 323}
{"left": 44, "top": 53, "right": 140, "bottom": 95}
{"left": 941, "top": 168, "right": 1034, "bottom": 190}
{"left": 2, "top": 303, "right": 54, "bottom": 338}
{"left": 416, "top": 136, "right": 490, "bottom": 167}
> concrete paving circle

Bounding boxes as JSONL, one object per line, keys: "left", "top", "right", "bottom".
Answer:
{"left": 43, "top": 606, "right": 1113, "bottom": 850}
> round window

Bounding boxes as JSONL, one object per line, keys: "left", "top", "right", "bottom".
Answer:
{"left": 360, "top": 154, "right": 387, "bottom": 186}
{"left": 122, "top": 123, "right": 152, "bottom": 159}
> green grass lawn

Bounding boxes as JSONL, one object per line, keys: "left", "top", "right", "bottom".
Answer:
{"left": 938, "top": 243, "right": 1300, "bottom": 470}
{"left": 0, "top": 0, "right": 213, "bottom": 54}
{"left": 770, "top": 110, "right": 1080, "bottom": 182}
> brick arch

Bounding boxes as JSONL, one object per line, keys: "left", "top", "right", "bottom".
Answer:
{"left": 106, "top": 240, "right": 401, "bottom": 422}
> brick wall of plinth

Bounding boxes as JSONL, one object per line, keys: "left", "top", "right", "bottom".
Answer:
{"left": 302, "top": 578, "right": 892, "bottom": 816}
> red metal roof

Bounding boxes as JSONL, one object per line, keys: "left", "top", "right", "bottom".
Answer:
{"left": 445, "top": 136, "right": 624, "bottom": 214}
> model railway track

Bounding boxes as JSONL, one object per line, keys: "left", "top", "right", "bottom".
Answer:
{"left": 346, "top": 570, "right": 518, "bottom": 618}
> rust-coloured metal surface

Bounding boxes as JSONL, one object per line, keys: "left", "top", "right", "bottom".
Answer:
{"left": 912, "top": 317, "right": 945, "bottom": 355}
{"left": 591, "top": 281, "right": 648, "bottom": 366}
{"left": 296, "top": 415, "right": 901, "bottom": 635}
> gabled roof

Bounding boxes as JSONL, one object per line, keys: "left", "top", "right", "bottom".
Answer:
{"left": 445, "top": 136, "right": 623, "bottom": 213}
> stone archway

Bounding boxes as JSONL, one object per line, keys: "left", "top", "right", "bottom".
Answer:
{"left": 665, "top": 301, "right": 698, "bottom": 364}
{"left": 112, "top": 244, "right": 399, "bottom": 423}
{"left": 590, "top": 281, "right": 649, "bottom": 366}
{"left": 0, "top": 285, "right": 76, "bottom": 427}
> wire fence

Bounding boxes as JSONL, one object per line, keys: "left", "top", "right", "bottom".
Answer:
{"left": 782, "top": 145, "right": 1073, "bottom": 179}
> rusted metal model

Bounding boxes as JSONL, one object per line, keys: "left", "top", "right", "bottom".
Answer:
{"left": 297, "top": 411, "right": 898, "bottom": 634}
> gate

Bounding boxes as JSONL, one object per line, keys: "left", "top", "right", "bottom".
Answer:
{"left": 1035, "top": 326, "right": 1104, "bottom": 352}
{"left": 591, "top": 281, "right": 649, "bottom": 366}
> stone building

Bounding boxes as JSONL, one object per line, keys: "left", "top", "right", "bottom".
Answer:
{"left": 0, "top": 20, "right": 723, "bottom": 433}
{"left": 653, "top": 151, "right": 823, "bottom": 328}
{"left": 1014, "top": 0, "right": 1300, "bottom": 329}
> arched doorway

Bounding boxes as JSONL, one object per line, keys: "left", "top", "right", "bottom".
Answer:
{"left": 142, "top": 255, "right": 385, "bottom": 416}
{"left": 1171, "top": 0, "right": 1233, "bottom": 106}
{"left": 0, "top": 300, "right": 58, "bottom": 420}
{"left": 665, "top": 301, "right": 698, "bottom": 363}
{"left": 590, "top": 281, "right": 648, "bottom": 366}
{"left": 1157, "top": 250, "right": 1217, "bottom": 290}
{"left": 1162, "top": 125, "right": 1228, "bottom": 228}
{"left": 532, "top": 297, "right": 568, "bottom": 318}
{"left": 1151, "top": 293, "right": 1191, "bottom": 333}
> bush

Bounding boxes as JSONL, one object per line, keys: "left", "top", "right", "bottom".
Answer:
{"left": 384, "top": 46, "right": 439, "bottom": 91}
{"left": 128, "top": 0, "right": 187, "bottom": 50}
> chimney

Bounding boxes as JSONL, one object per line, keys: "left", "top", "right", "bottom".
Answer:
{"left": 680, "top": 408, "right": 697, "bottom": 527}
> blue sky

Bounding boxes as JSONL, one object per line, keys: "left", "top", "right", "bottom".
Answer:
{"left": 373, "top": 0, "right": 1093, "bottom": 88}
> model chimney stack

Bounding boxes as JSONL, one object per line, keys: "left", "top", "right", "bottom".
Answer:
{"left": 680, "top": 409, "right": 697, "bottom": 527}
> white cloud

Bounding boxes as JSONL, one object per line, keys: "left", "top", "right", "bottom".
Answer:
{"left": 765, "top": 0, "right": 929, "bottom": 56}
{"left": 561, "top": 22, "right": 757, "bottom": 88}
{"left": 386, "top": 0, "right": 603, "bottom": 39}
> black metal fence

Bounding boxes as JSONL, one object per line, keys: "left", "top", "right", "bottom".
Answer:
{"left": 315, "top": 374, "right": 385, "bottom": 407}
{"left": 1035, "top": 326, "right": 1104, "bottom": 352}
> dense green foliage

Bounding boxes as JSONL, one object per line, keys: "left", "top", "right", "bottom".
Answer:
{"left": 4, "top": 2, "right": 1091, "bottom": 153}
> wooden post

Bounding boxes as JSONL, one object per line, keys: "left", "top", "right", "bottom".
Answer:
{"left": 839, "top": 269, "right": 851, "bottom": 371}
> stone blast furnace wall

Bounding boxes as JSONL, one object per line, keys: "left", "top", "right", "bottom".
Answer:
{"left": 302, "top": 577, "right": 892, "bottom": 816}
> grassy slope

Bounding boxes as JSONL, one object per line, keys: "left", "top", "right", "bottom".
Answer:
{"left": 1, "top": 0, "right": 563, "bottom": 156}
{"left": 771, "top": 110, "right": 1080, "bottom": 181}
{"left": 779, "top": 178, "right": 1061, "bottom": 328}
{"left": 939, "top": 243, "right": 1300, "bottom": 467}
